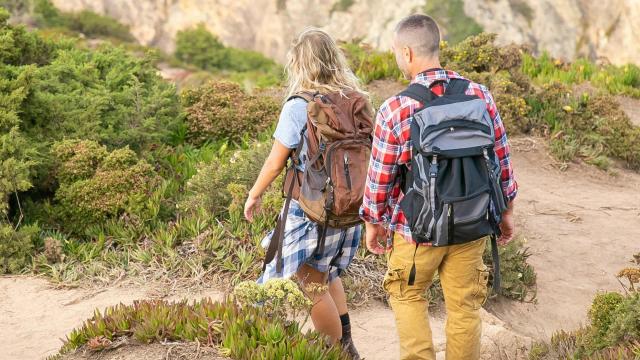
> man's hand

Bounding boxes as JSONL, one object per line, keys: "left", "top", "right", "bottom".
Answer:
{"left": 244, "top": 193, "right": 262, "bottom": 222}
{"left": 498, "top": 203, "right": 515, "bottom": 245}
{"left": 365, "top": 222, "right": 387, "bottom": 254}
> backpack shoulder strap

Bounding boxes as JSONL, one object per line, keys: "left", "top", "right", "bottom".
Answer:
{"left": 286, "top": 91, "right": 316, "bottom": 103}
{"left": 397, "top": 83, "right": 437, "bottom": 104}
{"left": 443, "top": 78, "right": 471, "bottom": 96}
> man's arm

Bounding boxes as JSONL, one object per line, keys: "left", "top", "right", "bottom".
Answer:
{"left": 482, "top": 87, "right": 518, "bottom": 244}
{"left": 360, "top": 99, "right": 403, "bottom": 253}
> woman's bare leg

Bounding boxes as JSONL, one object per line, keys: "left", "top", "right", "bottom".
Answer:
{"left": 328, "top": 277, "right": 348, "bottom": 315}
{"left": 296, "top": 264, "right": 342, "bottom": 343}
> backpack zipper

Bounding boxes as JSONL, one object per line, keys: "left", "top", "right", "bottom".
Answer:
{"left": 343, "top": 152, "right": 352, "bottom": 190}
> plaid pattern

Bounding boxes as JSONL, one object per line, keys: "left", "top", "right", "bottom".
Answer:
{"left": 359, "top": 69, "right": 518, "bottom": 247}
{"left": 258, "top": 200, "right": 362, "bottom": 283}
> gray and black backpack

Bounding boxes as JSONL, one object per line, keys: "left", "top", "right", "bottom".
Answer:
{"left": 398, "top": 78, "right": 509, "bottom": 291}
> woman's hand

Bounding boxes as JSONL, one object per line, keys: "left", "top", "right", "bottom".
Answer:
{"left": 243, "top": 140, "right": 292, "bottom": 222}
{"left": 244, "top": 193, "right": 262, "bottom": 222}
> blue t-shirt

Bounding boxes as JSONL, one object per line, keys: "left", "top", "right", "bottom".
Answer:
{"left": 273, "top": 98, "right": 308, "bottom": 171}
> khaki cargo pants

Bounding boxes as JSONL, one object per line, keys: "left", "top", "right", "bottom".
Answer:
{"left": 383, "top": 233, "right": 489, "bottom": 360}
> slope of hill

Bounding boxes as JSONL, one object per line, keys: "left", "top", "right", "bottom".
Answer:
{"left": 50, "top": 0, "right": 640, "bottom": 65}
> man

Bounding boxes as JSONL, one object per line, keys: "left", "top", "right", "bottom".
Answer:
{"left": 360, "top": 14, "right": 518, "bottom": 360}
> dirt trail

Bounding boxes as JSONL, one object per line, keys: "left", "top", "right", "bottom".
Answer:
{"left": 1, "top": 136, "right": 639, "bottom": 359}
{"left": 487, "top": 138, "right": 640, "bottom": 338}
{"left": 0, "top": 276, "right": 530, "bottom": 360}
{"left": 0, "top": 277, "right": 225, "bottom": 360}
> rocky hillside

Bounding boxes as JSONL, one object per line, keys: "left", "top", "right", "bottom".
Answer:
{"left": 50, "top": 0, "right": 639, "bottom": 65}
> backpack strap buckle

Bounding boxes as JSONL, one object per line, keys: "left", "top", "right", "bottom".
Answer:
{"left": 429, "top": 155, "right": 439, "bottom": 178}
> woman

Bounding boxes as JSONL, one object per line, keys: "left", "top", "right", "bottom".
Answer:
{"left": 243, "top": 28, "right": 369, "bottom": 359}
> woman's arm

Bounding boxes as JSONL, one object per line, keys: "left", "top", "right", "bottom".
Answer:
{"left": 244, "top": 139, "right": 292, "bottom": 221}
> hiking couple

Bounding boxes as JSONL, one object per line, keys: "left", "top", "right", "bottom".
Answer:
{"left": 244, "top": 14, "right": 518, "bottom": 360}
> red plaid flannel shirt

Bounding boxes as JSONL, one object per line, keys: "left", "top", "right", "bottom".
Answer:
{"left": 359, "top": 69, "right": 518, "bottom": 247}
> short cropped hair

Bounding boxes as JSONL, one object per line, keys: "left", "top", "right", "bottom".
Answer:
{"left": 394, "top": 14, "right": 441, "bottom": 58}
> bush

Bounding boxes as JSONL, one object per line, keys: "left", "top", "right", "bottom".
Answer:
{"left": 31, "top": 0, "right": 134, "bottom": 41}
{"left": 0, "top": 10, "right": 41, "bottom": 218}
{"left": 19, "top": 45, "right": 181, "bottom": 151}
{"left": 178, "top": 139, "right": 272, "bottom": 216}
{"left": 536, "top": 251, "right": 640, "bottom": 360}
{"left": 52, "top": 140, "right": 160, "bottom": 233}
{"left": 0, "top": 7, "right": 61, "bottom": 66}
{"left": 174, "top": 24, "right": 282, "bottom": 85}
{"left": 64, "top": 10, "right": 134, "bottom": 41}
{"left": 588, "top": 292, "right": 626, "bottom": 349}
{"left": 175, "top": 24, "right": 226, "bottom": 70}
{"left": 58, "top": 298, "right": 348, "bottom": 359}
{"left": 340, "top": 40, "right": 402, "bottom": 83}
{"left": 440, "top": 33, "right": 640, "bottom": 170}
{"left": 181, "top": 81, "right": 279, "bottom": 145}
{"left": 606, "top": 292, "right": 640, "bottom": 346}
{"left": 522, "top": 52, "right": 640, "bottom": 98}
{"left": 424, "top": 0, "right": 483, "bottom": 45}
{"left": 234, "top": 279, "right": 312, "bottom": 320}
{"left": 0, "top": 222, "right": 39, "bottom": 273}
{"left": 485, "top": 238, "right": 537, "bottom": 301}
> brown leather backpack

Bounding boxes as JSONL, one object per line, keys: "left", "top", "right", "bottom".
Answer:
{"left": 264, "top": 90, "right": 374, "bottom": 273}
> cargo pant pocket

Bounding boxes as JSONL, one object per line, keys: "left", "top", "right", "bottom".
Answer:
{"left": 471, "top": 264, "right": 490, "bottom": 310}
{"left": 383, "top": 265, "right": 406, "bottom": 299}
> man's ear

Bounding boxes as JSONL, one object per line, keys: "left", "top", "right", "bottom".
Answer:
{"left": 402, "top": 46, "right": 413, "bottom": 65}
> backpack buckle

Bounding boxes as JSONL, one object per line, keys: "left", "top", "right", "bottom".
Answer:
{"left": 429, "top": 155, "right": 439, "bottom": 178}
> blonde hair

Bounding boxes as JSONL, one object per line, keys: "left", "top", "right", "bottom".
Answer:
{"left": 284, "top": 27, "right": 366, "bottom": 101}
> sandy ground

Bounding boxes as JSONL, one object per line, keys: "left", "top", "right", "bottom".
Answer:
{"left": 486, "top": 138, "right": 640, "bottom": 338}
{"left": 0, "top": 277, "right": 225, "bottom": 360}
{"left": 0, "top": 276, "right": 530, "bottom": 360}
{"left": 1, "top": 136, "right": 639, "bottom": 359}
{"left": 617, "top": 95, "right": 640, "bottom": 126}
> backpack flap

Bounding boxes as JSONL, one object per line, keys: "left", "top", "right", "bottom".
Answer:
{"left": 412, "top": 97, "right": 495, "bottom": 157}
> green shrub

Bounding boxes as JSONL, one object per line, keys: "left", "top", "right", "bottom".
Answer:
{"left": 31, "top": 0, "right": 134, "bottom": 41}
{"left": 424, "top": 0, "right": 483, "bottom": 45}
{"left": 0, "top": 12, "right": 40, "bottom": 217}
{"left": 330, "top": 0, "right": 354, "bottom": 13}
{"left": 522, "top": 52, "right": 640, "bottom": 98}
{"left": 1, "top": 10, "right": 179, "bottom": 154}
{"left": 538, "top": 263, "right": 640, "bottom": 360}
{"left": 441, "top": 33, "right": 640, "bottom": 170}
{"left": 175, "top": 24, "right": 227, "bottom": 70}
{"left": 340, "top": 40, "right": 402, "bottom": 83}
{"left": 606, "top": 292, "right": 640, "bottom": 346}
{"left": 181, "top": 81, "right": 279, "bottom": 145}
{"left": 32, "top": 0, "right": 66, "bottom": 27}
{"left": 0, "top": 222, "right": 39, "bottom": 273}
{"left": 234, "top": 279, "right": 312, "bottom": 320}
{"left": 174, "top": 24, "right": 282, "bottom": 85}
{"left": 178, "top": 139, "right": 272, "bottom": 216}
{"left": 58, "top": 298, "right": 348, "bottom": 359}
{"left": 0, "top": 0, "right": 30, "bottom": 14}
{"left": 18, "top": 45, "right": 181, "bottom": 151}
{"left": 64, "top": 10, "right": 134, "bottom": 41}
{"left": 588, "top": 292, "right": 626, "bottom": 349}
{"left": 52, "top": 140, "right": 160, "bottom": 233}
{"left": 0, "top": 7, "right": 61, "bottom": 65}
{"left": 51, "top": 139, "right": 108, "bottom": 184}
{"left": 484, "top": 238, "right": 537, "bottom": 301}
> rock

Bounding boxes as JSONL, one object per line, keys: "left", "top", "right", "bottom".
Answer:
{"left": 49, "top": 0, "right": 640, "bottom": 65}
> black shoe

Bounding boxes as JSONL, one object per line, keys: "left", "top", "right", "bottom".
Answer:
{"left": 340, "top": 335, "right": 361, "bottom": 360}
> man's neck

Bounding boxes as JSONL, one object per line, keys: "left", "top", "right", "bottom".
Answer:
{"left": 411, "top": 61, "right": 443, "bottom": 80}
